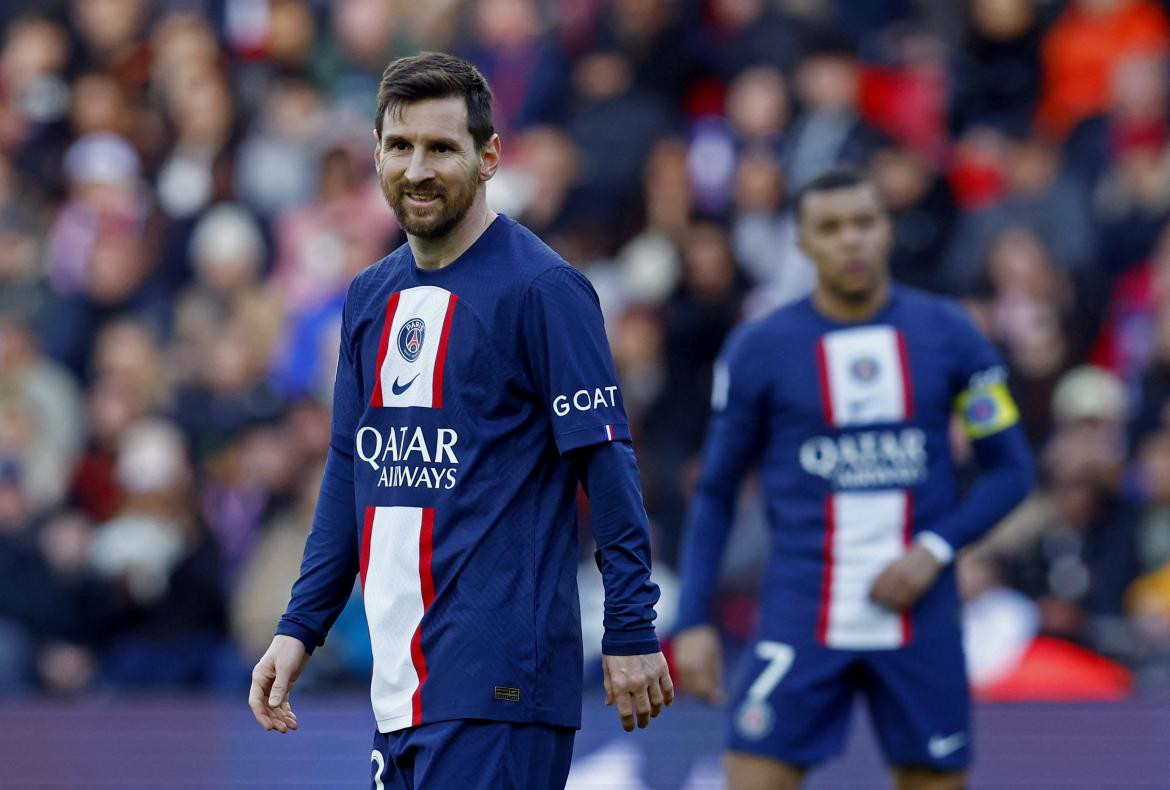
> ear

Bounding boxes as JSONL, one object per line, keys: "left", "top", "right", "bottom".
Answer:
{"left": 478, "top": 134, "right": 501, "bottom": 182}
{"left": 373, "top": 128, "right": 382, "bottom": 172}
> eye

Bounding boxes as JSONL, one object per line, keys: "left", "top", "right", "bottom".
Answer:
{"left": 433, "top": 143, "right": 452, "bottom": 153}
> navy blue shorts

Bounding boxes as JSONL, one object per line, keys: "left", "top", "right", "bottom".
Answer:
{"left": 725, "top": 633, "right": 971, "bottom": 771}
{"left": 370, "top": 719, "right": 576, "bottom": 790}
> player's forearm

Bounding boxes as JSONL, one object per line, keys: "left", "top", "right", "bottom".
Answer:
{"left": 276, "top": 445, "right": 360, "bottom": 653}
{"left": 675, "top": 484, "right": 736, "bottom": 631}
{"left": 571, "top": 441, "right": 661, "bottom": 655}
{"left": 924, "top": 426, "right": 1035, "bottom": 559}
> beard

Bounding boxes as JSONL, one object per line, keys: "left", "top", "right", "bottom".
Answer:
{"left": 382, "top": 166, "right": 479, "bottom": 240}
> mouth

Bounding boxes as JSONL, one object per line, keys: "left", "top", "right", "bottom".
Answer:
{"left": 403, "top": 191, "right": 441, "bottom": 208}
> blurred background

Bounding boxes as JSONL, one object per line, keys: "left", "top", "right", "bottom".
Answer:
{"left": 2, "top": 0, "right": 1170, "bottom": 786}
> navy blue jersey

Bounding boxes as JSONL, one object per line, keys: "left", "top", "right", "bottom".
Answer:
{"left": 278, "top": 216, "right": 659, "bottom": 733}
{"left": 678, "top": 287, "right": 1032, "bottom": 649}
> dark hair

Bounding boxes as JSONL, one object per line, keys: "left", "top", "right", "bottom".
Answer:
{"left": 793, "top": 167, "right": 872, "bottom": 220}
{"left": 375, "top": 52, "right": 495, "bottom": 149}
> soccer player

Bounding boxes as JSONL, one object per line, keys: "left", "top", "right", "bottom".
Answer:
{"left": 246, "top": 53, "right": 672, "bottom": 789}
{"left": 673, "top": 169, "right": 1034, "bottom": 790}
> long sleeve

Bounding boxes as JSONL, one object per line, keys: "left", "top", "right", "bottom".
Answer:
{"left": 924, "top": 424, "right": 1034, "bottom": 555}
{"left": 675, "top": 331, "right": 767, "bottom": 631}
{"left": 569, "top": 441, "right": 661, "bottom": 656}
{"left": 275, "top": 296, "right": 364, "bottom": 654}
{"left": 920, "top": 302, "right": 1036, "bottom": 558}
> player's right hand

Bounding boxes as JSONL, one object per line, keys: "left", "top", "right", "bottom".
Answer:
{"left": 673, "top": 625, "right": 724, "bottom": 704}
{"left": 248, "top": 635, "right": 310, "bottom": 733}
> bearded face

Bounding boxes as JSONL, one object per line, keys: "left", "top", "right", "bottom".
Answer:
{"left": 375, "top": 96, "right": 485, "bottom": 241}
{"left": 380, "top": 150, "right": 480, "bottom": 240}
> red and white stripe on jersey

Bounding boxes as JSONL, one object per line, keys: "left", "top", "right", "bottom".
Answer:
{"left": 370, "top": 286, "right": 459, "bottom": 409}
{"left": 815, "top": 325, "right": 913, "bottom": 427}
{"left": 817, "top": 491, "right": 913, "bottom": 649}
{"left": 360, "top": 505, "right": 436, "bottom": 732}
{"left": 605, "top": 424, "right": 614, "bottom": 441}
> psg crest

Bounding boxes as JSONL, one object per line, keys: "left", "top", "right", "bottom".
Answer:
{"left": 735, "top": 699, "right": 775, "bottom": 740}
{"left": 850, "top": 356, "right": 880, "bottom": 382}
{"left": 398, "top": 318, "right": 426, "bottom": 362}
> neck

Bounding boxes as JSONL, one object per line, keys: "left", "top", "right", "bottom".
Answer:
{"left": 408, "top": 192, "right": 497, "bottom": 270}
{"left": 812, "top": 279, "right": 891, "bottom": 323}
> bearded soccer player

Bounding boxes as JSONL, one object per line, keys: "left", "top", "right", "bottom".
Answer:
{"left": 246, "top": 53, "right": 672, "bottom": 789}
{"left": 674, "top": 169, "right": 1033, "bottom": 790}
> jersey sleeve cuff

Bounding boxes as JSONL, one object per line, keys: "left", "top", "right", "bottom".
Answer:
{"left": 601, "top": 627, "right": 660, "bottom": 656}
{"left": 275, "top": 620, "right": 322, "bottom": 655}
{"left": 914, "top": 531, "right": 955, "bottom": 566}
{"left": 554, "top": 423, "right": 632, "bottom": 455}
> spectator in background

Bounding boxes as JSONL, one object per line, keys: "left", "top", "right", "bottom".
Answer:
{"left": 641, "top": 218, "right": 745, "bottom": 562}
{"left": 313, "top": 0, "right": 414, "bottom": 119}
{"left": 68, "top": 321, "right": 167, "bottom": 525}
{"left": 950, "top": 0, "right": 1043, "bottom": 137}
{"left": 0, "top": 319, "right": 84, "bottom": 514}
{"left": 1090, "top": 219, "right": 1170, "bottom": 396}
{"left": 0, "top": 13, "right": 72, "bottom": 192}
{"left": 0, "top": 462, "right": 101, "bottom": 695}
{"left": 0, "top": 207, "right": 48, "bottom": 323}
{"left": 1066, "top": 54, "right": 1170, "bottom": 192}
{"left": 564, "top": 48, "right": 678, "bottom": 236}
{"left": 941, "top": 131, "right": 1096, "bottom": 295}
{"left": 978, "top": 225, "right": 1080, "bottom": 441}
{"left": 709, "top": 0, "right": 809, "bottom": 79}
{"left": 688, "top": 65, "right": 790, "bottom": 215}
{"left": 1037, "top": 0, "right": 1170, "bottom": 140}
{"left": 91, "top": 419, "right": 229, "bottom": 689}
{"left": 1004, "top": 366, "right": 1138, "bottom": 655}
{"left": 234, "top": 70, "right": 325, "bottom": 219}
{"left": 460, "top": 0, "right": 568, "bottom": 134}
{"left": 868, "top": 141, "right": 958, "bottom": 291}
{"left": 1092, "top": 110, "right": 1170, "bottom": 280}
{"left": 784, "top": 37, "right": 888, "bottom": 192}
{"left": 606, "top": 137, "right": 692, "bottom": 308}
{"left": 730, "top": 146, "right": 815, "bottom": 315}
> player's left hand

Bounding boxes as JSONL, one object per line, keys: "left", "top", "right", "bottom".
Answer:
{"left": 601, "top": 651, "right": 674, "bottom": 732}
{"left": 868, "top": 544, "right": 943, "bottom": 612}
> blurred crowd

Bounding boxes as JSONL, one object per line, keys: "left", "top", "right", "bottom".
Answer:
{"left": 5, "top": 0, "right": 1170, "bottom": 699}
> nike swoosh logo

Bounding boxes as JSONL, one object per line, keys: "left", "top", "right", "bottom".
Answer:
{"left": 391, "top": 373, "right": 421, "bottom": 396}
{"left": 928, "top": 732, "right": 967, "bottom": 759}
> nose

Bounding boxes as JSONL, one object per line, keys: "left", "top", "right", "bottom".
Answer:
{"left": 404, "top": 148, "right": 433, "bottom": 183}
{"left": 840, "top": 222, "right": 864, "bottom": 250}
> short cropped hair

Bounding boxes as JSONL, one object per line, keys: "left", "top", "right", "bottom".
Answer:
{"left": 374, "top": 52, "right": 495, "bottom": 150}
{"left": 793, "top": 168, "right": 872, "bottom": 220}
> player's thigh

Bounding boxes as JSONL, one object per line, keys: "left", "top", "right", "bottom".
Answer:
{"left": 862, "top": 633, "right": 972, "bottom": 773}
{"left": 407, "top": 718, "right": 575, "bottom": 790}
{"left": 890, "top": 764, "right": 967, "bottom": 790}
{"left": 725, "top": 751, "right": 805, "bottom": 790}
{"left": 726, "top": 637, "right": 856, "bottom": 769}
{"left": 370, "top": 730, "right": 407, "bottom": 790}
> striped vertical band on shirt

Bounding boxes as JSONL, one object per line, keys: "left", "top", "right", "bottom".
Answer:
{"left": 359, "top": 505, "right": 376, "bottom": 590}
{"left": 410, "top": 508, "right": 436, "bottom": 726}
{"left": 815, "top": 338, "right": 835, "bottom": 425}
{"left": 818, "top": 490, "right": 911, "bottom": 649}
{"left": 371, "top": 286, "right": 458, "bottom": 409}
{"left": 605, "top": 424, "right": 614, "bottom": 441}
{"left": 431, "top": 294, "right": 459, "bottom": 408}
{"left": 819, "top": 325, "right": 911, "bottom": 427}
{"left": 895, "top": 329, "right": 914, "bottom": 418}
{"left": 369, "top": 292, "right": 402, "bottom": 407}
{"left": 816, "top": 496, "right": 835, "bottom": 645}
{"left": 901, "top": 492, "right": 914, "bottom": 644}
{"left": 363, "top": 505, "right": 436, "bottom": 732}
